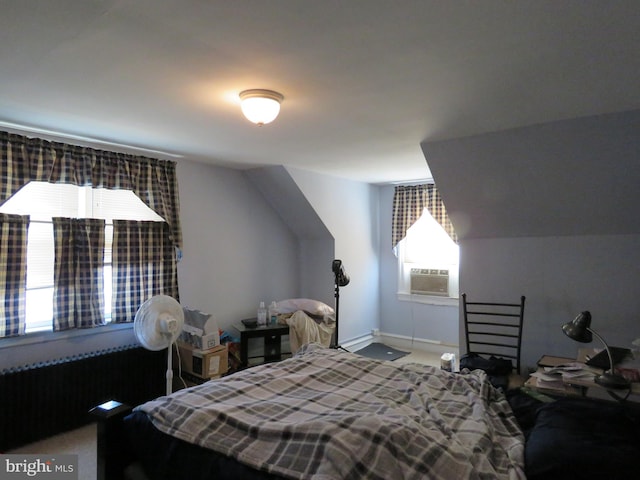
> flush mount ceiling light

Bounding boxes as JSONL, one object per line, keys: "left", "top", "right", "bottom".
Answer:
{"left": 239, "top": 89, "right": 284, "bottom": 126}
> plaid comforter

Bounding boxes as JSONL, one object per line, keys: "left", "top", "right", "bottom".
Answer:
{"left": 137, "top": 344, "right": 525, "bottom": 480}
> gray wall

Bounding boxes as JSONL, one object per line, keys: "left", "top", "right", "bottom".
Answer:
{"left": 461, "top": 235, "right": 640, "bottom": 373}
{"left": 423, "top": 110, "right": 640, "bottom": 373}
{"left": 423, "top": 110, "right": 640, "bottom": 239}
{"left": 244, "top": 166, "right": 384, "bottom": 345}
{"left": 287, "top": 167, "right": 380, "bottom": 344}
{"left": 177, "top": 160, "right": 302, "bottom": 324}
{"left": 244, "top": 166, "right": 335, "bottom": 306}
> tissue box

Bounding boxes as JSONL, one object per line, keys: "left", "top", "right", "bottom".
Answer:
{"left": 177, "top": 344, "right": 228, "bottom": 379}
{"left": 440, "top": 353, "right": 457, "bottom": 372}
{"left": 179, "top": 307, "right": 220, "bottom": 350}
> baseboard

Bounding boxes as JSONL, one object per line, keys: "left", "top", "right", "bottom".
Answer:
{"left": 341, "top": 333, "right": 374, "bottom": 352}
{"left": 376, "top": 333, "right": 459, "bottom": 356}
{"left": 341, "top": 332, "right": 458, "bottom": 356}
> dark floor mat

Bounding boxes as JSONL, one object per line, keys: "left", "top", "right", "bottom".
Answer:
{"left": 355, "top": 342, "right": 410, "bottom": 361}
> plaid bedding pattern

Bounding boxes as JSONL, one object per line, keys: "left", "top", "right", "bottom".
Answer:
{"left": 138, "top": 344, "right": 525, "bottom": 480}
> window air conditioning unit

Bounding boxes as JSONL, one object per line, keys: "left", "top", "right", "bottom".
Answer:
{"left": 410, "top": 268, "right": 449, "bottom": 296}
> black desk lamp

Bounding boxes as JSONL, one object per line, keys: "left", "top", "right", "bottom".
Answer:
{"left": 562, "top": 311, "right": 630, "bottom": 390}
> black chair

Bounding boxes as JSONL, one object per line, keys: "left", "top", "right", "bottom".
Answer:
{"left": 462, "top": 293, "right": 526, "bottom": 375}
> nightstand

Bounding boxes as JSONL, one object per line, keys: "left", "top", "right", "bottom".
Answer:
{"left": 234, "top": 320, "right": 291, "bottom": 368}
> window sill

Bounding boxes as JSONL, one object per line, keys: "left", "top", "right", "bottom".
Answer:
{"left": 397, "top": 292, "right": 459, "bottom": 307}
{"left": 0, "top": 322, "right": 133, "bottom": 350}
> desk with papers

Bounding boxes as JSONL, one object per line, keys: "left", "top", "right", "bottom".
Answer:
{"left": 525, "top": 353, "right": 640, "bottom": 398}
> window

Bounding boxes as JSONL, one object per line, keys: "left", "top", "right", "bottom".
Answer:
{"left": 397, "top": 208, "right": 459, "bottom": 303}
{"left": 0, "top": 182, "right": 164, "bottom": 333}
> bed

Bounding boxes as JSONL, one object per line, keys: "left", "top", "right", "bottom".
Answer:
{"left": 112, "top": 344, "right": 640, "bottom": 480}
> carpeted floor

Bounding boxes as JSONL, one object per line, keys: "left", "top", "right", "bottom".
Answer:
{"left": 7, "top": 423, "right": 97, "bottom": 480}
{"left": 354, "top": 342, "right": 410, "bottom": 361}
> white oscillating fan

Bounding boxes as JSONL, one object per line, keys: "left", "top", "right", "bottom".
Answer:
{"left": 134, "top": 295, "right": 184, "bottom": 396}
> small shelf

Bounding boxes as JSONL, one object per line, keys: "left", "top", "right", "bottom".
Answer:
{"left": 235, "top": 320, "right": 291, "bottom": 367}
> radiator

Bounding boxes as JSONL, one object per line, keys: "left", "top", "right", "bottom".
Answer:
{"left": 0, "top": 344, "right": 166, "bottom": 452}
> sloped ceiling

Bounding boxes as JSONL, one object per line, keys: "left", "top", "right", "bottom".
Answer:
{"left": 422, "top": 110, "right": 640, "bottom": 240}
{"left": 244, "top": 166, "right": 330, "bottom": 239}
{"left": 1, "top": 1, "right": 639, "bottom": 184}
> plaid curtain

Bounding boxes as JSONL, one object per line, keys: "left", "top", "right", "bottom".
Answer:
{"left": 111, "top": 220, "right": 179, "bottom": 323}
{"left": 0, "top": 131, "right": 182, "bottom": 248}
{"left": 52, "top": 218, "right": 106, "bottom": 331}
{"left": 0, "top": 214, "right": 29, "bottom": 337}
{"left": 392, "top": 184, "right": 457, "bottom": 252}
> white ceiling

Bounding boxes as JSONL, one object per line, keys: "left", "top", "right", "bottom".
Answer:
{"left": 1, "top": 1, "right": 639, "bottom": 184}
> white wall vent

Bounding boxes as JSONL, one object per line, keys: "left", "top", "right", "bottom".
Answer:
{"left": 410, "top": 268, "right": 449, "bottom": 296}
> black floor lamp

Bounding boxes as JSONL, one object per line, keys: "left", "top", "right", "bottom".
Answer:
{"left": 332, "top": 259, "right": 350, "bottom": 351}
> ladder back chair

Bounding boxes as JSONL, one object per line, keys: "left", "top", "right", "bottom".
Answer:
{"left": 462, "top": 293, "right": 526, "bottom": 374}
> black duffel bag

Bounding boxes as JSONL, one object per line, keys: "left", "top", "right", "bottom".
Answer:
{"left": 459, "top": 352, "right": 513, "bottom": 376}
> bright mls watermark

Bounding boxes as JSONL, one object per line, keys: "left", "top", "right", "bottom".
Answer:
{"left": 0, "top": 455, "right": 77, "bottom": 479}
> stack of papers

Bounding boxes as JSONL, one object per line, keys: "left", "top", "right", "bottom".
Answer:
{"left": 529, "top": 362, "right": 600, "bottom": 389}
{"left": 545, "top": 362, "right": 601, "bottom": 378}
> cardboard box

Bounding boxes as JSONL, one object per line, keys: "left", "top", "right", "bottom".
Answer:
{"left": 177, "top": 344, "right": 228, "bottom": 379}
{"left": 179, "top": 308, "right": 220, "bottom": 350}
{"left": 181, "top": 330, "right": 220, "bottom": 351}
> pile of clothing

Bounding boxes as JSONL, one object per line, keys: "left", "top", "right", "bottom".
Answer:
{"left": 273, "top": 298, "right": 336, "bottom": 352}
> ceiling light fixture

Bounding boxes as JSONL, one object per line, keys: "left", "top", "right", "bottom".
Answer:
{"left": 239, "top": 89, "right": 284, "bottom": 126}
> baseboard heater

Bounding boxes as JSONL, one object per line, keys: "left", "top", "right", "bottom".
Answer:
{"left": 0, "top": 344, "right": 165, "bottom": 452}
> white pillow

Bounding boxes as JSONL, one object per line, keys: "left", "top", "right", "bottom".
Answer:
{"left": 275, "top": 298, "right": 335, "bottom": 323}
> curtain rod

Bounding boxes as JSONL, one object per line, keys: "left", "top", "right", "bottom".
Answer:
{"left": 0, "top": 120, "right": 184, "bottom": 159}
{"left": 389, "top": 178, "right": 434, "bottom": 186}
